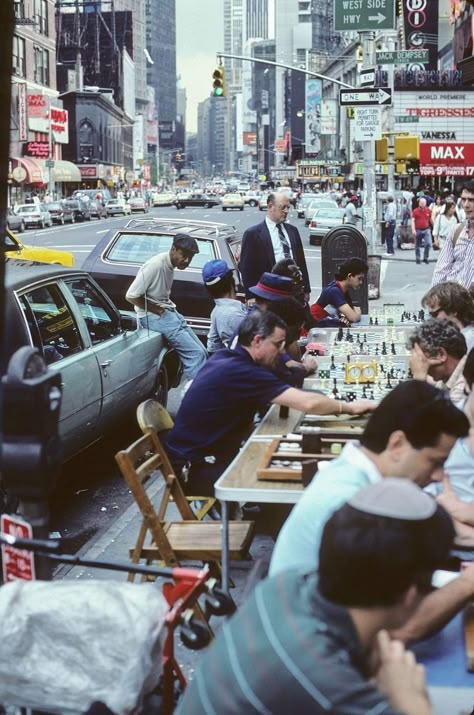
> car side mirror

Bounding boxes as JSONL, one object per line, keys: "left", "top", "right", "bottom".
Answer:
{"left": 119, "top": 312, "right": 138, "bottom": 332}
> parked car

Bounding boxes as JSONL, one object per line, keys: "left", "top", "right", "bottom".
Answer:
{"left": 128, "top": 196, "right": 148, "bottom": 213}
{"left": 152, "top": 192, "right": 177, "bottom": 207}
{"left": 6, "top": 208, "right": 25, "bottom": 233}
{"left": 296, "top": 194, "right": 319, "bottom": 218}
{"left": 63, "top": 198, "right": 92, "bottom": 222}
{"left": 308, "top": 207, "right": 346, "bottom": 245}
{"left": 82, "top": 217, "right": 243, "bottom": 337}
{"left": 106, "top": 198, "right": 132, "bottom": 216}
{"left": 221, "top": 193, "right": 245, "bottom": 211}
{"left": 15, "top": 204, "right": 53, "bottom": 229}
{"left": 4, "top": 227, "right": 74, "bottom": 265}
{"left": 45, "top": 201, "right": 75, "bottom": 225}
{"left": 2, "top": 260, "right": 181, "bottom": 463}
{"left": 173, "top": 192, "right": 221, "bottom": 209}
{"left": 304, "top": 198, "right": 338, "bottom": 226}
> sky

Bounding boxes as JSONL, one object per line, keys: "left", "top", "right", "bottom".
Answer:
{"left": 176, "top": 0, "right": 224, "bottom": 133}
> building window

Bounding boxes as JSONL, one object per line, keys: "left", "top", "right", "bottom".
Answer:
{"left": 33, "top": 46, "right": 50, "bottom": 86}
{"left": 12, "top": 36, "right": 26, "bottom": 78}
{"left": 34, "top": 0, "right": 48, "bottom": 36}
{"left": 14, "top": 1, "right": 25, "bottom": 20}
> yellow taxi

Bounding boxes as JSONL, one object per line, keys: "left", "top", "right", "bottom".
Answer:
{"left": 5, "top": 227, "right": 74, "bottom": 266}
{"left": 221, "top": 193, "right": 245, "bottom": 211}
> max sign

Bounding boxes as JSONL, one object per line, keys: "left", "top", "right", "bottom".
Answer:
{"left": 420, "top": 142, "right": 474, "bottom": 165}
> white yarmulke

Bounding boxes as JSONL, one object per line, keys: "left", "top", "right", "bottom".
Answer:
{"left": 349, "top": 478, "right": 436, "bottom": 521}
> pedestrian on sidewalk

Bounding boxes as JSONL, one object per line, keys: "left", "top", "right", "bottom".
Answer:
{"left": 125, "top": 233, "right": 208, "bottom": 384}
{"left": 411, "top": 197, "right": 432, "bottom": 264}
{"left": 383, "top": 195, "right": 396, "bottom": 255}
{"left": 432, "top": 201, "right": 458, "bottom": 251}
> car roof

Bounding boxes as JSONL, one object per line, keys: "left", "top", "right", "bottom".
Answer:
{"left": 122, "top": 217, "right": 238, "bottom": 239}
{"left": 5, "top": 258, "right": 84, "bottom": 291}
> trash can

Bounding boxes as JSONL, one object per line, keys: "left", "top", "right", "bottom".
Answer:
{"left": 367, "top": 254, "right": 382, "bottom": 300}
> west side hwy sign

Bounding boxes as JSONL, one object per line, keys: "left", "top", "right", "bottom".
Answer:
{"left": 334, "top": 0, "right": 395, "bottom": 32}
{"left": 339, "top": 88, "right": 392, "bottom": 106}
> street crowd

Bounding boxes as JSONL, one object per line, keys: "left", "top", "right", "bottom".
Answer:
{"left": 125, "top": 181, "right": 474, "bottom": 714}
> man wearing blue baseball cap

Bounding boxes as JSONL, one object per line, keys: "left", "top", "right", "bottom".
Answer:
{"left": 202, "top": 259, "right": 247, "bottom": 353}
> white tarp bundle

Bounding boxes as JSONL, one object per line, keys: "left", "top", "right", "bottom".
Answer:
{"left": 0, "top": 580, "right": 169, "bottom": 714}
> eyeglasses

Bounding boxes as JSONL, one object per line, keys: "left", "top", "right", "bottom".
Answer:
{"left": 428, "top": 307, "right": 444, "bottom": 318}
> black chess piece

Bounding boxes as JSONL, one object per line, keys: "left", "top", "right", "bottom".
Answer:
{"left": 379, "top": 363, "right": 385, "bottom": 373}
{"left": 370, "top": 317, "right": 373, "bottom": 325}
{"left": 375, "top": 345, "right": 379, "bottom": 356}
{"left": 381, "top": 343, "right": 387, "bottom": 356}
{"left": 387, "top": 376, "right": 392, "bottom": 389}
{"left": 370, "top": 390, "right": 375, "bottom": 400}
{"left": 374, "top": 317, "right": 379, "bottom": 325}
{"left": 391, "top": 342, "right": 396, "bottom": 355}
{"left": 330, "top": 355, "right": 336, "bottom": 370}
{"left": 345, "top": 330, "right": 351, "bottom": 341}
{"left": 337, "top": 327, "right": 344, "bottom": 342}
{"left": 347, "top": 354, "right": 351, "bottom": 364}
{"left": 401, "top": 313, "right": 405, "bottom": 323}
{"left": 363, "top": 333, "right": 367, "bottom": 343}
{"left": 362, "top": 385, "right": 367, "bottom": 399}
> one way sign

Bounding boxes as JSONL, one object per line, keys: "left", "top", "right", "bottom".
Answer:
{"left": 339, "top": 87, "right": 392, "bottom": 107}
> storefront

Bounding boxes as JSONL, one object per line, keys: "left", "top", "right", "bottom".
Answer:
{"left": 8, "top": 156, "right": 44, "bottom": 205}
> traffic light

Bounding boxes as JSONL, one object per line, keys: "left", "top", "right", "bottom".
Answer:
{"left": 212, "top": 65, "right": 226, "bottom": 97}
{"left": 394, "top": 136, "right": 420, "bottom": 160}
{"left": 375, "top": 137, "right": 388, "bottom": 162}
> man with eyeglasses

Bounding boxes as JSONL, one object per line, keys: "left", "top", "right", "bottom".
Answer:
{"left": 431, "top": 180, "right": 474, "bottom": 290}
{"left": 165, "top": 310, "right": 374, "bottom": 496}
{"left": 239, "top": 191, "right": 311, "bottom": 302}
{"left": 408, "top": 318, "right": 468, "bottom": 403}
{"left": 421, "top": 282, "right": 474, "bottom": 352}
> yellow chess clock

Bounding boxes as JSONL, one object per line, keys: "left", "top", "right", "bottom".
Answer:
{"left": 345, "top": 362, "right": 378, "bottom": 384}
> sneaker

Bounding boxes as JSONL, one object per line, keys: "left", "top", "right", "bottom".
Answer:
{"left": 383, "top": 252, "right": 393, "bottom": 256}
{"left": 416, "top": 260, "right": 421, "bottom": 264}
{"left": 423, "top": 259, "right": 429, "bottom": 264}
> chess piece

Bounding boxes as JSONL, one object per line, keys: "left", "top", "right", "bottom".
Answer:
{"left": 391, "top": 342, "right": 396, "bottom": 355}
{"left": 374, "top": 317, "right": 379, "bottom": 325}
{"left": 370, "top": 317, "right": 373, "bottom": 325}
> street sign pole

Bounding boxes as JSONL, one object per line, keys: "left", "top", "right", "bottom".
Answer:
{"left": 361, "top": 32, "right": 377, "bottom": 255}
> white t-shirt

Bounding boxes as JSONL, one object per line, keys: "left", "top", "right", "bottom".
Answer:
{"left": 126, "top": 251, "right": 176, "bottom": 316}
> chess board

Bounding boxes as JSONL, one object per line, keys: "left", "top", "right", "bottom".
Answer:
{"left": 307, "top": 355, "right": 411, "bottom": 403}
{"left": 326, "top": 326, "right": 413, "bottom": 357}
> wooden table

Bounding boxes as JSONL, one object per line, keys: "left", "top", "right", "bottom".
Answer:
{"left": 214, "top": 433, "right": 305, "bottom": 591}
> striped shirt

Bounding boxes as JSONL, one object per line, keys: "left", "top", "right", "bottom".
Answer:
{"left": 431, "top": 222, "right": 474, "bottom": 290}
{"left": 176, "top": 571, "right": 400, "bottom": 715}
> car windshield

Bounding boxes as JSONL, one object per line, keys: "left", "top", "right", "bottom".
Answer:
{"left": 108, "top": 200, "right": 119, "bottom": 205}
{"left": 46, "top": 203, "right": 61, "bottom": 210}
{"left": 105, "top": 232, "right": 217, "bottom": 269}
{"left": 224, "top": 194, "right": 241, "bottom": 200}
{"left": 17, "top": 206, "right": 36, "bottom": 213}
{"left": 308, "top": 200, "right": 335, "bottom": 209}
{"left": 314, "top": 209, "right": 345, "bottom": 219}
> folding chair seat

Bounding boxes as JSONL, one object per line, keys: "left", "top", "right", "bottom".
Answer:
{"left": 115, "top": 429, "right": 255, "bottom": 581}
{"left": 136, "top": 399, "right": 217, "bottom": 521}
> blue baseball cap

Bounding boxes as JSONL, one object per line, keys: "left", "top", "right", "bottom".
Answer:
{"left": 202, "top": 259, "right": 232, "bottom": 286}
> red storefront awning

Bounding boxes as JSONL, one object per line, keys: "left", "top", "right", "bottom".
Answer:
{"left": 11, "top": 156, "right": 44, "bottom": 184}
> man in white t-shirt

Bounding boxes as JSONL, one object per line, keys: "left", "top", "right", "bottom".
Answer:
{"left": 126, "top": 233, "right": 208, "bottom": 381}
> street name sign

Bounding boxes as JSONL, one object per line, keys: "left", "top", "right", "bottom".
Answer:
{"left": 354, "top": 107, "right": 382, "bottom": 141}
{"left": 45, "top": 159, "right": 55, "bottom": 168}
{"left": 376, "top": 49, "right": 430, "bottom": 65}
{"left": 334, "top": 0, "right": 395, "bottom": 32}
{"left": 360, "top": 68, "right": 376, "bottom": 87}
{"left": 339, "top": 87, "right": 392, "bottom": 107}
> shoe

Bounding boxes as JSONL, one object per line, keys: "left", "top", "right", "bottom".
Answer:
{"left": 383, "top": 252, "right": 393, "bottom": 256}
{"left": 423, "top": 259, "right": 429, "bottom": 264}
{"left": 416, "top": 260, "right": 421, "bottom": 264}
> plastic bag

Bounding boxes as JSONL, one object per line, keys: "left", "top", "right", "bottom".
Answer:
{"left": 0, "top": 580, "right": 168, "bottom": 715}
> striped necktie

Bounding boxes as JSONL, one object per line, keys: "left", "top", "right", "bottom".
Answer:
{"left": 277, "top": 223, "right": 291, "bottom": 259}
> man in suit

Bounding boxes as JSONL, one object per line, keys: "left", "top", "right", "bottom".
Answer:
{"left": 240, "top": 191, "right": 311, "bottom": 300}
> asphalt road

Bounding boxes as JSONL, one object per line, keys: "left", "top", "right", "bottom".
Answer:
{"left": 34, "top": 203, "right": 436, "bottom": 555}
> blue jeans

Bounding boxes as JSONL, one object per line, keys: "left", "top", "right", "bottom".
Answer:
{"left": 140, "top": 310, "right": 207, "bottom": 380}
{"left": 415, "top": 228, "right": 431, "bottom": 262}
{"left": 385, "top": 221, "right": 395, "bottom": 254}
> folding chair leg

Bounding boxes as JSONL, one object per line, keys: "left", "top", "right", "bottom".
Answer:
{"left": 128, "top": 520, "right": 148, "bottom": 583}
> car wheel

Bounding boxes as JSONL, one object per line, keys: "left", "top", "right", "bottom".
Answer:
{"left": 309, "top": 236, "right": 316, "bottom": 246}
{"left": 249, "top": 200, "right": 257, "bottom": 207}
{"left": 222, "top": 207, "right": 226, "bottom": 211}
{"left": 203, "top": 202, "right": 209, "bottom": 208}
{"left": 152, "top": 365, "right": 169, "bottom": 408}
{"left": 19, "top": 220, "right": 25, "bottom": 233}
{"left": 240, "top": 207, "right": 244, "bottom": 211}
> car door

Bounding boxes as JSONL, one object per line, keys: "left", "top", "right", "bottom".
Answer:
{"left": 17, "top": 281, "right": 102, "bottom": 458}
{"left": 62, "top": 277, "right": 162, "bottom": 434}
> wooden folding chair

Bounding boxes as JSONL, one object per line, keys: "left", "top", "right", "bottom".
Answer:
{"left": 115, "top": 429, "right": 255, "bottom": 584}
{"left": 136, "top": 399, "right": 217, "bottom": 520}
